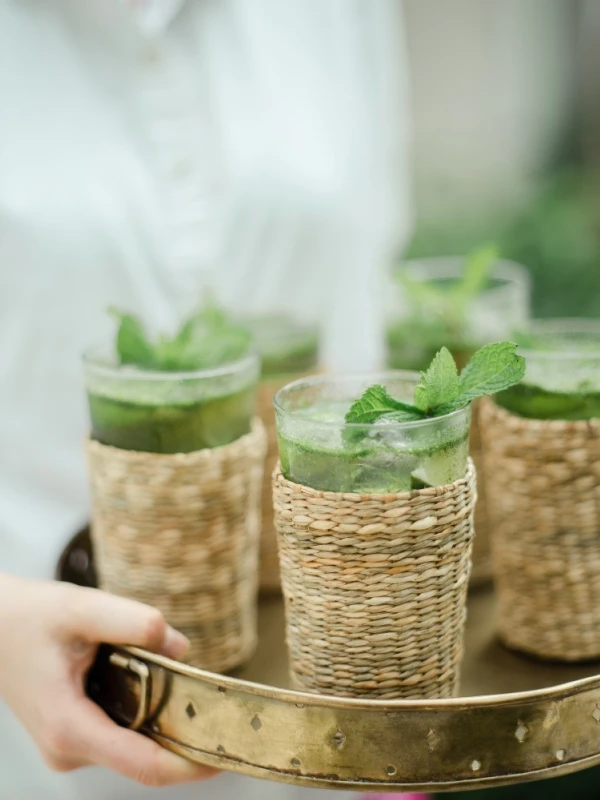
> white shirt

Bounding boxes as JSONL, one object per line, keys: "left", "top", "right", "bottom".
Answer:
{"left": 0, "top": 1, "right": 411, "bottom": 797}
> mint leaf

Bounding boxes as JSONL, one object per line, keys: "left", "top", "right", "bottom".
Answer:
{"left": 109, "top": 308, "right": 157, "bottom": 368}
{"left": 413, "top": 346, "right": 460, "bottom": 413}
{"left": 392, "top": 244, "right": 500, "bottom": 347}
{"left": 157, "top": 304, "right": 250, "bottom": 370}
{"left": 343, "top": 341, "right": 524, "bottom": 437}
{"left": 452, "top": 244, "right": 498, "bottom": 305}
{"left": 343, "top": 386, "right": 423, "bottom": 448}
{"left": 343, "top": 341, "right": 524, "bottom": 449}
{"left": 345, "top": 385, "right": 423, "bottom": 425}
{"left": 109, "top": 302, "right": 251, "bottom": 372}
{"left": 454, "top": 341, "right": 525, "bottom": 405}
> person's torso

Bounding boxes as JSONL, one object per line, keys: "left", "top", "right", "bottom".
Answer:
{"left": 0, "top": 2, "right": 409, "bottom": 796}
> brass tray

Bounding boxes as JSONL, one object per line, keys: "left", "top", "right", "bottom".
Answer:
{"left": 58, "top": 531, "right": 600, "bottom": 793}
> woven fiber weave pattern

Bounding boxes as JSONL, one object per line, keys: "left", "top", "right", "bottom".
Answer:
{"left": 481, "top": 400, "right": 600, "bottom": 661}
{"left": 86, "top": 419, "right": 267, "bottom": 672}
{"left": 273, "top": 460, "right": 476, "bottom": 699}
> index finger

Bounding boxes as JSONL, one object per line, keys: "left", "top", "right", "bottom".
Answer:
{"left": 56, "top": 585, "right": 189, "bottom": 660}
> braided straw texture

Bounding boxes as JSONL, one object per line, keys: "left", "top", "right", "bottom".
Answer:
{"left": 86, "top": 419, "right": 267, "bottom": 673}
{"left": 481, "top": 400, "right": 600, "bottom": 661}
{"left": 469, "top": 400, "right": 492, "bottom": 587}
{"left": 273, "top": 460, "right": 476, "bottom": 699}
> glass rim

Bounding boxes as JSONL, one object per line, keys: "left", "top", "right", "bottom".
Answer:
{"left": 516, "top": 318, "right": 600, "bottom": 361}
{"left": 273, "top": 371, "right": 471, "bottom": 431}
{"left": 396, "top": 256, "right": 531, "bottom": 292}
{"left": 82, "top": 343, "right": 260, "bottom": 382}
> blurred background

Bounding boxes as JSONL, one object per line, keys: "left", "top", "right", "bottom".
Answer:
{"left": 2, "top": 1, "right": 599, "bottom": 799}
{"left": 401, "top": 0, "right": 600, "bottom": 319}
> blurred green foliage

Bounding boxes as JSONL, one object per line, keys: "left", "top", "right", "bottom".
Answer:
{"left": 406, "top": 170, "right": 600, "bottom": 319}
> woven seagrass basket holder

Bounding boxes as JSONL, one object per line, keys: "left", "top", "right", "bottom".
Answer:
{"left": 260, "top": 384, "right": 490, "bottom": 591}
{"left": 86, "top": 419, "right": 267, "bottom": 673}
{"left": 273, "top": 460, "right": 477, "bottom": 700}
{"left": 481, "top": 399, "right": 600, "bottom": 662}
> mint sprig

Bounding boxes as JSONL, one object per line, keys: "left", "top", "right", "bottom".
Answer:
{"left": 109, "top": 302, "right": 251, "bottom": 372}
{"left": 345, "top": 341, "right": 525, "bottom": 426}
{"left": 450, "top": 244, "right": 498, "bottom": 308}
{"left": 453, "top": 341, "right": 526, "bottom": 406}
{"left": 108, "top": 309, "right": 157, "bottom": 369}
{"left": 395, "top": 244, "right": 499, "bottom": 343}
{"left": 414, "top": 347, "right": 459, "bottom": 413}
{"left": 346, "top": 385, "right": 424, "bottom": 424}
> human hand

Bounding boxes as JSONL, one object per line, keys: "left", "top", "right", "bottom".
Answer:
{"left": 0, "top": 573, "right": 219, "bottom": 787}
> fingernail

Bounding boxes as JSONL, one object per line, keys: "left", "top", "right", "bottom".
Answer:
{"left": 164, "top": 626, "right": 190, "bottom": 659}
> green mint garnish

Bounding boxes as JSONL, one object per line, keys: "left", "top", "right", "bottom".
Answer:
{"left": 109, "top": 301, "right": 251, "bottom": 372}
{"left": 109, "top": 309, "right": 157, "bottom": 369}
{"left": 450, "top": 244, "right": 498, "bottom": 308}
{"left": 451, "top": 341, "right": 527, "bottom": 407}
{"left": 346, "top": 385, "right": 423, "bottom": 424}
{"left": 345, "top": 341, "right": 525, "bottom": 427}
{"left": 414, "top": 347, "right": 459, "bottom": 413}
{"left": 395, "top": 244, "right": 499, "bottom": 342}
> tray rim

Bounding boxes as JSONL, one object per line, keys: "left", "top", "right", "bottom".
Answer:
{"left": 60, "top": 528, "right": 600, "bottom": 711}
{"left": 123, "top": 644, "right": 600, "bottom": 711}
{"left": 91, "top": 642, "right": 600, "bottom": 793}
{"left": 150, "top": 735, "right": 600, "bottom": 793}
{"left": 63, "top": 529, "right": 600, "bottom": 792}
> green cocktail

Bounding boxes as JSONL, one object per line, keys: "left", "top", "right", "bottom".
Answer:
{"left": 495, "top": 320, "right": 600, "bottom": 421}
{"left": 84, "top": 306, "right": 259, "bottom": 453}
{"left": 275, "top": 373, "right": 471, "bottom": 493}
{"left": 243, "top": 314, "right": 319, "bottom": 378}
{"left": 386, "top": 255, "right": 530, "bottom": 371}
{"left": 85, "top": 353, "right": 258, "bottom": 453}
{"left": 386, "top": 253, "right": 531, "bottom": 584}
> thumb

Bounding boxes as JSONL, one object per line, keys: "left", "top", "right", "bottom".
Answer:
{"left": 57, "top": 585, "right": 189, "bottom": 660}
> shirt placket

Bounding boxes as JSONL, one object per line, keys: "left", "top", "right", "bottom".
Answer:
{"left": 132, "top": 20, "right": 223, "bottom": 306}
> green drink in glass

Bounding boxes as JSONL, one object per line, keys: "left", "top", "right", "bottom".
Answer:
{"left": 273, "top": 344, "right": 524, "bottom": 699}
{"left": 386, "top": 249, "right": 531, "bottom": 584}
{"left": 386, "top": 250, "right": 530, "bottom": 371}
{"left": 275, "top": 373, "right": 471, "bottom": 493}
{"left": 275, "top": 343, "right": 525, "bottom": 494}
{"left": 495, "top": 319, "right": 600, "bottom": 421}
{"left": 84, "top": 307, "right": 259, "bottom": 453}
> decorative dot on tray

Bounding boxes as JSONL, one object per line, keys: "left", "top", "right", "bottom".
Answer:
{"left": 515, "top": 723, "right": 528, "bottom": 743}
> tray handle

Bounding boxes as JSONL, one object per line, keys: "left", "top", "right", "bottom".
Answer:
{"left": 107, "top": 652, "right": 152, "bottom": 731}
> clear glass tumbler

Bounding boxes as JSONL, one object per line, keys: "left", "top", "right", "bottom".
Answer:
{"left": 275, "top": 372, "right": 471, "bottom": 494}
{"left": 386, "top": 257, "right": 531, "bottom": 370}
{"left": 496, "top": 318, "right": 600, "bottom": 420}
{"left": 83, "top": 346, "right": 259, "bottom": 453}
